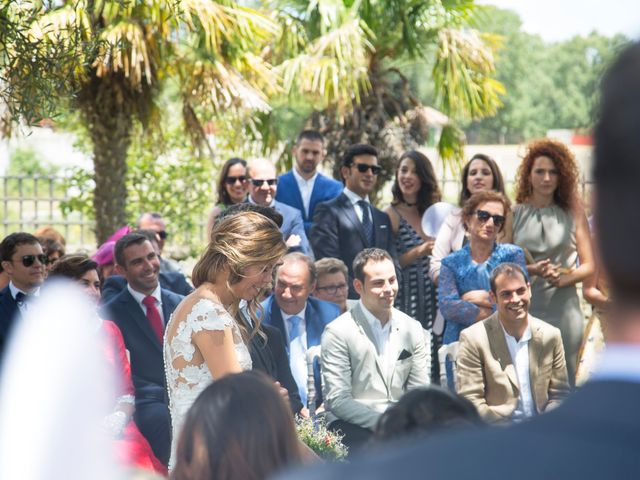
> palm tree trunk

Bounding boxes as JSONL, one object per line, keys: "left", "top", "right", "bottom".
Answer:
{"left": 78, "top": 75, "right": 134, "bottom": 244}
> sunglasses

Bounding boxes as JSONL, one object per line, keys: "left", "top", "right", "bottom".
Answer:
{"left": 354, "top": 163, "right": 382, "bottom": 175}
{"left": 475, "top": 210, "right": 506, "bottom": 228}
{"left": 250, "top": 178, "right": 278, "bottom": 187}
{"left": 157, "top": 230, "right": 168, "bottom": 240}
{"left": 16, "top": 254, "right": 48, "bottom": 267}
{"left": 225, "top": 175, "right": 248, "bottom": 185}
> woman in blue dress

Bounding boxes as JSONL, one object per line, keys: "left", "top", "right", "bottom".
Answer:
{"left": 439, "top": 191, "right": 527, "bottom": 346}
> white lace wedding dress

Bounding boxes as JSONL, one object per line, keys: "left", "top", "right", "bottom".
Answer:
{"left": 163, "top": 298, "right": 252, "bottom": 469}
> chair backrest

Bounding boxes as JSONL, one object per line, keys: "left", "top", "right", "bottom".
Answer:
{"left": 306, "top": 345, "right": 322, "bottom": 417}
{"left": 438, "top": 341, "right": 459, "bottom": 390}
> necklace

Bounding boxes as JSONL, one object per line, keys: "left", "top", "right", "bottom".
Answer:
{"left": 403, "top": 201, "right": 417, "bottom": 207}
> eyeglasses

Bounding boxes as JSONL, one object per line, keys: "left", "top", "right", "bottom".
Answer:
{"left": 354, "top": 163, "right": 382, "bottom": 175}
{"left": 157, "top": 230, "right": 168, "bottom": 240}
{"left": 250, "top": 178, "right": 278, "bottom": 187}
{"left": 316, "top": 283, "right": 348, "bottom": 295}
{"left": 225, "top": 175, "right": 248, "bottom": 185}
{"left": 15, "top": 254, "right": 48, "bottom": 267}
{"left": 475, "top": 210, "right": 506, "bottom": 228}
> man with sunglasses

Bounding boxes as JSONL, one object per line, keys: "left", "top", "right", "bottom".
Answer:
{"left": 0, "top": 232, "right": 46, "bottom": 361}
{"left": 312, "top": 144, "right": 397, "bottom": 299}
{"left": 276, "top": 130, "right": 343, "bottom": 237}
{"left": 247, "top": 158, "right": 312, "bottom": 256}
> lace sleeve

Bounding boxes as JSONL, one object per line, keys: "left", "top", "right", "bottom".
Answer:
{"left": 171, "top": 299, "right": 235, "bottom": 362}
{"left": 188, "top": 300, "right": 234, "bottom": 334}
{"left": 438, "top": 262, "right": 479, "bottom": 327}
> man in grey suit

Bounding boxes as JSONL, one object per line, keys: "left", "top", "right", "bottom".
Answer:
{"left": 247, "top": 158, "right": 312, "bottom": 256}
{"left": 321, "top": 248, "right": 429, "bottom": 451}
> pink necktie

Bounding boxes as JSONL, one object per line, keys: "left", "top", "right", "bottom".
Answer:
{"left": 142, "top": 295, "right": 164, "bottom": 344}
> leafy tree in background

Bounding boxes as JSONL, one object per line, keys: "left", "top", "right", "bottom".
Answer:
{"left": 4, "top": 0, "right": 277, "bottom": 243}
{"left": 263, "top": 0, "right": 504, "bottom": 200}
{"left": 465, "top": 6, "right": 629, "bottom": 144}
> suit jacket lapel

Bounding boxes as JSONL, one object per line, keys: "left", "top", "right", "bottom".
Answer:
{"left": 485, "top": 314, "right": 519, "bottom": 391}
{"left": 309, "top": 175, "right": 327, "bottom": 221}
{"left": 122, "top": 291, "right": 162, "bottom": 352}
{"left": 528, "top": 317, "right": 543, "bottom": 410}
{"left": 305, "top": 301, "right": 321, "bottom": 348}
{"left": 386, "top": 319, "right": 402, "bottom": 387}
{"left": 269, "top": 301, "right": 288, "bottom": 353}
{"left": 338, "top": 194, "right": 368, "bottom": 245}
{"left": 352, "top": 303, "right": 388, "bottom": 388}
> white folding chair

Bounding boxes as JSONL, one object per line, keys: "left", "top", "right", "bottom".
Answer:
{"left": 438, "top": 341, "right": 459, "bottom": 390}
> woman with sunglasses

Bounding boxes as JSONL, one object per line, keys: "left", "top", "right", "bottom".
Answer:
{"left": 384, "top": 150, "right": 442, "bottom": 382}
{"left": 511, "top": 139, "right": 594, "bottom": 385}
{"left": 207, "top": 157, "right": 249, "bottom": 236}
{"left": 438, "top": 191, "right": 527, "bottom": 348}
{"left": 429, "top": 154, "right": 509, "bottom": 284}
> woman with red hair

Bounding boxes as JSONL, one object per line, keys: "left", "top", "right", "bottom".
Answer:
{"left": 511, "top": 139, "right": 595, "bottom": 385}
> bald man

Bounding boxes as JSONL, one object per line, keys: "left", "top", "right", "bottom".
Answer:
{"left": 248, "top": 158, "right": 312, "bottom": 257}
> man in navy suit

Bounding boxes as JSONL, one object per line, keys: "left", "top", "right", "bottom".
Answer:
{"left": 311, "top": 144, "right": 397, "bottom": 299}
{"left": 0, "top": 232, "right": 46, "bottom": 362}
{"left": 275, "top": 130, "right": 343, "bottom": 237}
{"left": 248, "top": 158, "right": 312, "bottom": 256}
{"left": 261, "top": 252, "right": 340, "bottom": 411}
{"left": 283, "top": 41, "right": 640, "bottom": 480}
{"left": 101, "top": 232, "right": 183, "bottom": 466}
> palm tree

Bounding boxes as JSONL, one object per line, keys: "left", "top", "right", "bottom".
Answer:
{"left": 267, "top": 0, "right": 504, "bottom": 197}
{"left": 6, "top": 0, "right": 277, "bottom": 242}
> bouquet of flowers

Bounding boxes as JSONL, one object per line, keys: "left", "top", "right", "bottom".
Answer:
{"left": 295, "top": 416, "right": 348, "bottom": 461}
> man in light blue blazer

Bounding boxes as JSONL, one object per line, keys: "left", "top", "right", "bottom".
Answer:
{"left": 275, "top": 130, "right": 343, "bottom": 237}
{"left": 248, "top": 158, "right": 313, "bottom": 257}
{"left": 261, "top": 252, "right": 341, "bottom": 409}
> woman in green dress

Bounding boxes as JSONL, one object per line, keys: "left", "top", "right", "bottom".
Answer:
{"left": 511, "top": 139, "right": 595, "bottom": 385}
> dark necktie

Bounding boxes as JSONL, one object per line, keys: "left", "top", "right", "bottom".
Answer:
{"left": 15, "top": 292, "right": 31, "bottom": 306}
{"left": 358, "top": 200, "right": 374, "bottom": 246}
{"left": 142, "top": 295, "right": 164, "bottom": 344}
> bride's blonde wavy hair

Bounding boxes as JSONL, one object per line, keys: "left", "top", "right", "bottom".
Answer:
{"left": 192, "top": 211, "right": 287, "bottom": 341}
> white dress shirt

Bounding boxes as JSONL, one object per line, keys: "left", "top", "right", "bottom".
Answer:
{"left": 343, "top": 187, "right": 370, "bottom": 223}
{"left": 501, "top": 323, "right": 534, "bottom": 420}
{"left": 282, "top": 305, "right": 309, "bottom": 404}
{"left": 9, "top": 281, "right": 40, "bottom": 317}
{"left": 359, "top": 301, "right": 393, "bottom": 376}
{"left": 292, "top": 168, "right": 317, "bottom": 217}
{"left": 127, "top": 283, "right": 165, "bottom": 324}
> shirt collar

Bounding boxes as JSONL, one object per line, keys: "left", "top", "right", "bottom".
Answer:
{"left": 359, "top": 300, "right": 393, "bottom": 333}
{"left": 500, "top": 320, "right": 532, "bottom": 344}
{"left": 292, "top": 168, "right": 317, "bottom": 185}
{"left": 343, "top": 187, "right": 369, "bottom": 204}
{"left": 9, "top": 281, "right": 40, "bottom": 300}
{"left": 248, "top": 196, "right": 275, "bottom": 208}
{"left": 590, "top": 343, "right": 640, "bottom": 383}
{"left": 127, "top": 282, "right": 162, "bottom": 306}
{"left": 281, "top": 304, "right": 307, "bottom": 323}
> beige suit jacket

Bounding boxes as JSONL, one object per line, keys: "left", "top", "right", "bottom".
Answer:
{"left": 321, "top": 303, "right": 430, "bottom": 430}
{"left": 456, "top": 312, "right": 569, "bottom": 423}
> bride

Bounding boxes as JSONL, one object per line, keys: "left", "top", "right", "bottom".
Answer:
{"left": 163, "top": 212, "right": 287, "bottom": 468}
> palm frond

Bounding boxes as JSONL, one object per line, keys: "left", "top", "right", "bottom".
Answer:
{"left": 433, "top": 27, "right": 505, "bottom": 121}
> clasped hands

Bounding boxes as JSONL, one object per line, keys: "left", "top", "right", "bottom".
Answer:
{"left": 530, "top": 259, "right": 573, "bottom": 288}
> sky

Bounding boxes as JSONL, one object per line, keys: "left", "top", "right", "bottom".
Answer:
{"left": 479, "top": 0, "right": 640, "bottom": 42}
